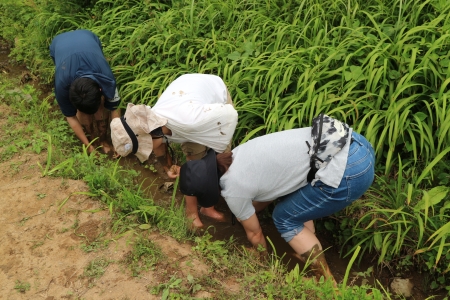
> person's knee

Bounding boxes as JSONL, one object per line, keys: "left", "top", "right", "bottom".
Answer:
{"left": 279, "top": 227, "right": 304, "bottom": 243}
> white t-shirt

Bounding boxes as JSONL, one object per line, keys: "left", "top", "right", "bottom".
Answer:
{"left": 152, "top": 74, "right": 238, "bottom": 152}
{"left": 220, "top": 128, "right": 350, "bottom": 221}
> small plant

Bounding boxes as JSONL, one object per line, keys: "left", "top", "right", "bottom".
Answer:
{"left": 9, "top": 161, "right": 23, "bottom": 174}
{"left": 71, "top": 219, "right": 79, "bottom": 229}
{"left": 60, "top": 227, "right": 69, "bottom": 233}
{"left": 122, "top": 237, "right": 163, "bottom": 277}
{"left": 14, "top": 280, "right": 30, "bottom": 293}
{"left": 149, "top": 275, "right": 184, "bottom": 299}
{"left": 31, "top": 241, "right": 44, "bottom": 250}
{"left": 81, "top": 239, "right": 110, "bottom": 253}
{"left": 36, "top": 193, "right": 46, "bottom": 199}
{"left": 144, "top": 163, "right": 158, "bottom": 173}
{"left": 192, "top": 232, "right": 231, "bottom": 267}
{"left": 83, "top": 257, "right": 110, "bottom": 279}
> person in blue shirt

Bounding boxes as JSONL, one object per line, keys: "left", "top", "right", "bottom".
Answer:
{"left": 49, "top": 29, "right": 121, "bottom": 154}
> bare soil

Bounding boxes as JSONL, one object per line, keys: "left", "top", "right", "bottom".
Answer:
{"left": 0, "top": 104, "right": 222, "bottom": 299}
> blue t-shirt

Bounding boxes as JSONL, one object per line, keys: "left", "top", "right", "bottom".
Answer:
{"left": 49, "top": 29, "right": 119, "bottom": 117}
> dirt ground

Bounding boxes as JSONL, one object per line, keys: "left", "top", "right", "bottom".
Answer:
{"left": 0, "top": 102, "right": 221, "bottom": 299}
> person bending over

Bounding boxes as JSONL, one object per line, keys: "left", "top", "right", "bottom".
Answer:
{"left": 50, "top": 29, "right": 121, "bottom": 154}
{"left": 179, "top": 116, "right": 375, "bottom": 283}
{"left": 111, "top": 74, "right": 238, "bottom": 229}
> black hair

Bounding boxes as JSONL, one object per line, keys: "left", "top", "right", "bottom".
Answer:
{"left": 69, "top": 77, "right": 102, "bottom": 114}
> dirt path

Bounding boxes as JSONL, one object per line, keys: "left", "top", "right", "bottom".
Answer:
{"left": 0, "top": 103, "right": 219, "bottom": 299}
{"left": 0, "top": 153, "right": 214, "bottom": 300}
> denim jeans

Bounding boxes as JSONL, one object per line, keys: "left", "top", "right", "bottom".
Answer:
{"left": 272, "top": 131, "right": 375, "bottom": 242}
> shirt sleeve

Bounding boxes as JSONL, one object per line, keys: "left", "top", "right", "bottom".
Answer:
{"left": 224, "top": 197, "right": 255, "bottom": 221}
{"left": 54, "top": 80, "right": 77, "bottom": 117}
{"left": 104, "top": 87, "right": 121, "bottom": 111}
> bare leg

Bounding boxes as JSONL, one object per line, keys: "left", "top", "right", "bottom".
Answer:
{"left": 200, "top": 207, "right": 226, "bottom": 222}
{"left": 304, "top": 220, "right": 315, "bottom": 234}
{"left": 96, "top": 119, "right": 111, "bottom": 153}
{"left": 76, "top": 111, "right": 96, "bottom": 147}
{"left": 94, "top": 101, "right": 111, "bottom": 154}
{"left": 185, "top": 195, "right": 203, "bottom": 229}
{"left": 252, "top": 200, "right": 273, "bottom": 213}
{"left": 288, "top": 227, "right": 336, "bottom": 285}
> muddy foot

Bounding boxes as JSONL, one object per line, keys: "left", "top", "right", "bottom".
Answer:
{"left": 187, "top": 217, "right": 204, "bottom": 233}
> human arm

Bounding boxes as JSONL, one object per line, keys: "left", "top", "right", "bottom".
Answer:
{"left": 152, "top": 139, "right": 179, "bottom": 178}
{"left": 110, "top": 108, "right": 120, "bottom": 119}
{"left": 240, "top": 213, "right": 268, "bottom": 253}
{"left": 66, "top": 116, "right": 95, "bottom": 153}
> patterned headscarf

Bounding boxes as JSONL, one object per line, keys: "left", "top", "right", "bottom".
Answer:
{"left": 309, "top": 114, "right": 350, "bottom": 170}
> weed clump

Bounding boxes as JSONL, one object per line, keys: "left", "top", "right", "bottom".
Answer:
{"left": 14, "top": 280, "right": 31, "bottom": 293}
{"left": 121, "top": 237, "right": 164, "bottom": 277}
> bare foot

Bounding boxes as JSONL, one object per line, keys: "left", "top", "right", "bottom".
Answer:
{"left": 199, "top": 207, "right": 226, "bottom": 222}
{"left": 187, "top": 216, "right": 204, "bottom": 232}
{"left": 100, "top": 141, "right": 112, "bottom": 154}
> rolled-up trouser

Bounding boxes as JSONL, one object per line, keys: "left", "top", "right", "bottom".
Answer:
{"left": 272, "top": 131, "right": 375, "bottom": 242}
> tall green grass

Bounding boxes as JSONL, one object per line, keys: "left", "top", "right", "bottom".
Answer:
{"left": 4, "top": 0, "right": 450, "bottom": 174}
{"left": 94, "top": 0, "right": 450, "bottom": 176}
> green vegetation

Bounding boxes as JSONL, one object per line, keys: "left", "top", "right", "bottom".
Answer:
{"left": 81, "top": 238, "right": 111, "bottom": 253}
{"left": 83, "top": 257, "right": 110, "bottom": 279}
{"left": 122, "top": 236, "right": 164, "bottom": 277}
{"left": 14, "top": 280, "right": 31, "bottom": 293}
{"left": 1, "top": 0, "right": 450, "bottom": 298}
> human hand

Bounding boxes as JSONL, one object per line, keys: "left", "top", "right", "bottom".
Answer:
{"left": 167, "top": 165, "right": 181, "bottom": 178}
{"left": 88, "top": 147, "right": 101, "bottom": 159}
{"left": 88, "top": 145, "right": 96, "bottom": 154}
{"left": 112, "top": 151, "right": 121, "bottom": 159}
{"left": 100, "top": 141, "right": 112, "bottom": 154}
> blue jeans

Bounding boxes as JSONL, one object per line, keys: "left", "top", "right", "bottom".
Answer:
{"left": 272, "top": 131, "right": 375, "bottom": 242}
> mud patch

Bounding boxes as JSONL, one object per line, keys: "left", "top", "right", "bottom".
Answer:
{"left": 74, "top": 219, "right": 102, "bottom": 243}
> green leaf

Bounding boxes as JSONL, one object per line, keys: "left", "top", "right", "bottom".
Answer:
{"left": 414, "top": 112, "right": 427, "bottom": 122}
{"left": 388, "top": 70, "right": 401, "bottom": 80}
{"left": 161, "top": 288, "right": 169, "bottom": 300}
{"left": 439, "top": 58, "right": 449, "bottom": 67}
{"left": 192, "top": 284, "right": 202, "bottom": 293}
{"left": 344, "top": 71, "right": 353, "bottom": 82}
{"left": 243, "top": 41, "right": 255, "bottom": 55}
{"left": 139, "top": 224, "right": 151, "bottom": 230}
{"left": 344, "top": 66, "right": 364, "bottom": 82}
{"left": 324, "top": 221, "right": 335, "bottom": 231}
{"left": 374, "top": 232, "right": 382, "bottom": 250}
{"left": 414, "top": 186, "right": 449, "bottom": 211}
{"left": 227, "top": 51, "right": 241, "bottom": 61}
{"left": 350, "top": 66, "right": 363, "bottom": 79}
{"left": 439, "top": 201, "right": 450, "bottom": 219}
